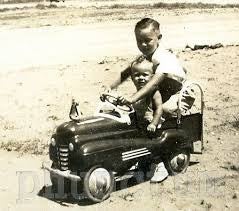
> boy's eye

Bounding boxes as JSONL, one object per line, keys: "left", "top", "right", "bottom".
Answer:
{"left": 137, "top": 38, "right": 151, "bottom": 44}
{"left": 141, "top": 39, "right": 152, "bottom": 44}
{"left": 142, "top": 73, "right": 151, "bottom": 77}
{"left": 145, "top": 39, "right": 152, "bottom": 43}
{"left": 137, "top": 39, "right": 143, "bottom": 43}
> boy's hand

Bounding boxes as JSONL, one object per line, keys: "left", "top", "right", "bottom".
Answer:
{"left": 118, "top": 95, "right": 132, "bottom": 105}
{"left": 147, "top": 123, "right": 157, "bottom": 132}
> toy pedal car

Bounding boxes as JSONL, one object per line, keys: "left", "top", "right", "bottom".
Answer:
{"left": 43, "top": 82, "right": 204, "bottom": 203}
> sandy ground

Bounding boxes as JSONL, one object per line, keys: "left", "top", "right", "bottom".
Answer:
{"left": 0, "top": 1, "right": 239, "bottom": 210}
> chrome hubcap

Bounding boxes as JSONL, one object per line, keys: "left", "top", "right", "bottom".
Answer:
{"left": 88, "top": 168, "right": 112, "bottom": 198}
{"left": 170, "top": 153, "right": 188, "bottom": 172}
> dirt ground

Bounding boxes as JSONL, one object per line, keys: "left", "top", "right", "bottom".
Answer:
{"left": 0, "top": 1, "right": 238, "bottom": 210}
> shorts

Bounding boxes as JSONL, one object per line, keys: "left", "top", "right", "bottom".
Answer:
{"left": 163, "top": 83, "right": 195, "bottom": 116}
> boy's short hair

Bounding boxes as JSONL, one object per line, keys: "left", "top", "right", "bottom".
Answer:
{"left": 135, "top": 18, "right": 160, "bottom": 32}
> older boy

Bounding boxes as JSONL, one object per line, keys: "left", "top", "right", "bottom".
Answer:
{"left": 108, "top": 18, "right": 189, "bottom": 118}
{"left": 105, "top": 18, "right": 190, "bottom": 182}
{"left": 105, "top": 17, "right": 189, "bottom": 183}
{"left": 104, "top": 18, "right": 195, "bottom": 182}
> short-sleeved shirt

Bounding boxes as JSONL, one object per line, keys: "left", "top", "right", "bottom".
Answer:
{"left": 132, "top": 47, "right": 186, "bottom": 102}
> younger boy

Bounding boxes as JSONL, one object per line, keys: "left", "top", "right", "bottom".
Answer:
{"left": 123, "top": 57, "right": 163, "bottom": 132}
{"left": 117, "top": 57, "right": 169, "bottom": 182}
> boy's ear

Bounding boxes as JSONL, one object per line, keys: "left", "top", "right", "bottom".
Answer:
{"left": 158, "top": 34, "right": 162, "bottom": 39}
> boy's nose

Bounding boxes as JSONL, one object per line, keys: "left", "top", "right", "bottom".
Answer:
{"left": 138, "top": 75, "right": 144, "bottom": 80}
{"left": 141, "top": 42, "right": 147, "bottom": 47}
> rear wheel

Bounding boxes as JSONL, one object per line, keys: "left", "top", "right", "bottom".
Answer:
{"left": 83, "top": 166, "right": 114, "bottom": 203}
{"left": 164, "top": 149, "right": 190, "bottom": 175}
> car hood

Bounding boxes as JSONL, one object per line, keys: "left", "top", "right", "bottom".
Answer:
{"left": 55, "top": 116, "right": 138, "bottom": 144}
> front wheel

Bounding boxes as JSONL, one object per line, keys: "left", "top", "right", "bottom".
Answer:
{"left": 83, "top": 166, "right": 115, "bottom": 203}
{"left": 164, "top": 149, "right": 190, "bottom": 175}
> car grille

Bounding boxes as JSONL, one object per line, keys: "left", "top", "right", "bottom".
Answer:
{"left": 57, "top": 144, "right": 69, "bottom": 171}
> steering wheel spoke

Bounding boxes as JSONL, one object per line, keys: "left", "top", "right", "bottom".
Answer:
{"left": 101, "top": 94, "right": 133, "bottom": 112}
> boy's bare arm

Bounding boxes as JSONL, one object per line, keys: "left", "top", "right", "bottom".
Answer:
{"left": 150, "top": 91, "right": 163, "bottom": 127}
{"left": 131, "top": 73, "right": 165, "bottom": 103}
{"left": 109, "top": 66, "right": 131, "bottom": 89}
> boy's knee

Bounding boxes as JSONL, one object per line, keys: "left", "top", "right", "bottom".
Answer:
{"left": 162, "top": 95, "right": 178, "bottom": 115}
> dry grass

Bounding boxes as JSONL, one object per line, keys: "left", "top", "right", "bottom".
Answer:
{"left": 109, "top": 2, "right": 239, "bottom": 9}
{"left": 231, "top": 115, "right": 239, "bottom": 129}
{"left": 1, "top": 0, "right": 42, "bottom": 4}
{"left": 0, "top": 139, "right": 47, "bottom": 155}
{"left": 0, "top": 3, "right": 59, "bottom": 12}
{"left": 1, "top": 1, "right": 239, "bottom": 9}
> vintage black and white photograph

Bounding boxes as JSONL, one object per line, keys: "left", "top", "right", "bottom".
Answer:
{"left": 0, "top": 0, "right": 238, "bottom": 210}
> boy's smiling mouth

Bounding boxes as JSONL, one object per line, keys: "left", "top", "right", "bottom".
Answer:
{"left": 141, "top": 47, "right": 151, "bottom": 54}
{"left": 137, "top": 81, "right": 147, "bottom": 88}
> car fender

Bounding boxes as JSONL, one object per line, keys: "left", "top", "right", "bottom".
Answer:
{"left": 73, "top": 140, "right": 125, "bottom": 170}
{"left": 154, "top": 129, "right": 191, "bottom": 153}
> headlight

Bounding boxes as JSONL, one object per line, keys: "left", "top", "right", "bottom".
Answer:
{"left": 50, "top": 137, "right": 56, "bottom": 146}
{"left": 69, "top": 143, "right": 74, "bottom": 151}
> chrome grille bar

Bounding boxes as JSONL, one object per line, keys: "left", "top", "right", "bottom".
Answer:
{"left": 58, "top": 145, "right": 69, "bottom": 171}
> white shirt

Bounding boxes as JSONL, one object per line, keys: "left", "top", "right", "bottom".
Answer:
{"left": 151, "top": 47, "right": 186, "bottom": 82}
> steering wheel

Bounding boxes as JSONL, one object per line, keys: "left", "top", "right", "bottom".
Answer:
{"left": 101, "top": 94, "right": 133, "bottom": 112}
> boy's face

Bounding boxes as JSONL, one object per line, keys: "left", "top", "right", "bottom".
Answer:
{"left": 131, "top": 60, "right": 154, "bottom": 89}
{"left": 135, "top": 25, "right": 160, "bottom": 57}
